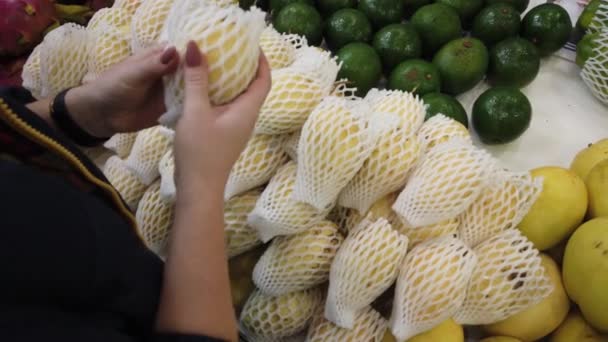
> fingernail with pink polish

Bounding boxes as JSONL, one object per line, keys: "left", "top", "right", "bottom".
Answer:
{"left": 185, "top": 41, "right": 201, "bottom": 67}
{"left": 160, "top": 46, "right": 177, "bottom": 64}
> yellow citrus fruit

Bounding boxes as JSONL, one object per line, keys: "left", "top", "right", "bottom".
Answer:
{"left": 550, "top": 311, "right": 608, "bottom": 342}
{"left": 481, "top": 337, "right": 522, "bottom": 342}
{"left": 407, "top": 319, "right": 464, "bottom": 342}
{"left": 570, "top": 138, "right": 608, "bottom": 181}
{"left": 586, "top": 158, "right": 608, "bottom": 218}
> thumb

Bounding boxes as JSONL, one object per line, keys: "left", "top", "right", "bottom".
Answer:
{"left": 183, "top": 41, "right": 211, "bottom": 116}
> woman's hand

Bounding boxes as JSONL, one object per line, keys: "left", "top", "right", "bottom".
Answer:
{"left": 65, "top": 46, "right": 179, "bottom": 137}
{"left": 174, "top": 41, "right": 271, "bottom": 197}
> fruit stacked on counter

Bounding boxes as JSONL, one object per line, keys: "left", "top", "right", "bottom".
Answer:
{"left": 576, "top": 0, "right": 608, "bottom": 106}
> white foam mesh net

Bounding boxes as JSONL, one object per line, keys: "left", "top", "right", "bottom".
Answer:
{"left": 240, "top": 287, "right": 323, "bottom": 340}
{"left": 113, "top": 0, "right": 145, "bottom": 14}
{"left": 136, "top": 180, "right": 175, "bottom": 256}
{"left": 392, "top": 138, "right": 494, "bottom": 227}
{"left": 337, "top": 193, "right": 398, "bottom": 234}
{"left": 225, "top": 133, "right": 288, "bottom": 201}
{"left": 160, "top": 1, "right": 265, "bottom": 127}
{"left": 589, "top": 0, "right": 608, "bottom": 31}
{"left": 393, "top": 216, "right": 460, "bottom": 247}
{"left": 417, "top": 114, "right": 472, "bottom": 152}
{"left": 225, "top": 189, "right": 263, "bottom": 259}
{"left": 459, "top": 170, "right": 542, "bottom": 248}
{"left": 21, "top": 44, "right": 43, "bottom": 99}
{"left": 363, "top": 89, "right": 426, "bottom": 137}
{"left": 326, "top": 218, "right": 408, "bottom": 329}
{"left": 293, "top": 97, "right": 376, "bottom": 211}
{"left": 254, "top": 51, "right": 339, "bottom": 135}
{"left": 253, "top": 220, "right": 343, "bottom": 296}
{"left": 130, "top": 0, "right": 174, "bottom": 53}
{"left": 158, "top": 148, "right": 176, "bottom": 203}
{"left": 260, "top": 25, "right": 307, "bottom": 70}
{"left": 581, "top": 28, "right": 608, "bottom": 106}
{"left": 87, "top": 7, "right": 131, "bottom": 33}
{"left": 283, "top": 130, "right": 301, "bottom": 162}
{"left": 103, "top": 155, "right": 147, "bottom": 211}
{"left": 125, "top": 126, "right": 173, "bottom": 185}
{"left": 88, "top": 25, "right": 132, "bottom": 77}
{"left": 389, "top": 236, "right": 477, "bottom": 341}
{"left": 104, "top": 132, "right": 137, "bottom": 159}
{"left": 39, "top": 23, "right": 89, "bottom": 98}
{"left": 248, "top": 161, "right": 334, "bottom": 243}
{"left": 306, "top": 305, "right": 387, "bottom": 342}
{"left": 453, "top": 229, "right": 553, "bottom": 325}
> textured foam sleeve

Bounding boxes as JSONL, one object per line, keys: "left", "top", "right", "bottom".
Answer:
{"left": 336, "top": 193, "right": 398, "bottom": 234}
{"left": 459, "top": 169, "right": 542, "bottom": 248}
{"left": 103, "top": 155, "right": 147, "bottom": 211}
{"left": 39, "top": 23, "right": 89, "bottom": 98}
{"left": 225, "top": 189, "right": 263, "bottom": 259}
{"left": 306, "top": 305, "right": 387, "bottom": 342}
{"left": 390, "top": 236, "right": 477, "bottom": 341}
{"left": 88, "top": 24, "right": 132, "bottom": 77}
{"left": 293, "top": 97, "right": 376, "bottom": 211}
{"left": 254, "top": 49, "right": 339, "bottom": 135}
{"left": 124, "top": 126, "right": 173, "bottom": 186}
{"left": 363, "top": 89, "right": 426, "bottom": 137}
{"left": 582, "top": 28, "right": 608, "bottom": 106}
{"left": 248, "top": 161, "right": 333, "bottom": 242}
{"left": 112, "top": 0, "right": 144, "bottom": 15}
{"left": 417, "top": 114, "right": 472, "bottom": 153}
{"left": 260, "top": 25, "right": 307, "bottom": 70}
{"left": 225, "top": 134, "right": 288, "bottom": 201}
{"left": 453, "top": 229, "right": 553, "bottom": 325}
{"left": 21, "top": 44, "right": 43, "bottom": 99}
{"left": 104, "top": 132, "right": 137, "bottom": 159}
{"left": 325, "top": 218, "right": 408, "bottom": 329}
{"left": 392, "top": 138, "right": 494, "bottom": 227}
{"left": 130, "top": 0, "right": 174, "bottom": 53}
{"left": 158, "top": 148, "right": 176, "bottom": 204}
{"left": 160, "top": 0, "right": 265, "bottom": 127}
{"left": 283, "top": 130, "right": 301, "bottom": 162}
{"left": 240, "top": 287, "right": 323, "bottom": 339}
{"left": 136, "top": 180, "right": 175, "bottom": 256}
{"left": 392, "top": 216, "right": 460, "bottom": 247}
{"left": 252, "top": 220, "right": 343, "bottom": 296}
{"left": 86, "top": 7, "right": 131, "bottom": 33}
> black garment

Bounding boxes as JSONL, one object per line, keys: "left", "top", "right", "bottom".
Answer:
{"left": 0, "top": 87, "right": 225, "bottom": 342}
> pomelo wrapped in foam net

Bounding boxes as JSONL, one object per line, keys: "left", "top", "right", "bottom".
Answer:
{"left": 248, "top": 161, "right": 333, "bottom": 242}
{"left": 362, "top": 88, "right": 426, "bottom": 137}
{"left": 325, "top": 217, "right": 408, "bottom": 329}
{"left": 283, "top": 130, "right": 301, "bottom": 162}
{"left": 113, "top": 0, "right": 145, "bottom": 15}
{"left": 86, "top": 7, "right": 131, "bottom": 33}
{"left": 39, "top": 23, "right": 89, "bottom": 98}
{"left": 392, "top": 216, "right": 460, "bottom": 247}
{"left": 253, "top": 220, "right": 343, "bottom": 296}
{"left": 104, "top": 132, "right": 137, "bottom": 159}
{"left": 260, "top": 25, "right": 307, "bottom": 70}
{"left": 88, "top": 24, "right": 132, "bottom": 77}
{"left": 392, "top": 138, "right": 494, "bottom": 227}
{"left": 130, "top": 0, "right": 175, "bottom": 53}
{"left": 240, "top": 287, "right": 323, "bottom": 340}
{"left": 581, "top": 28, "right": 608, "bottom": 106}
{"left": 293, "top": 96, "right": 377, "bottom": 211}
{"left": 417, "top": 114, "right": 471, "bottom": 152}
{"left": 225, "top": 133, "right": 288, "bottom": 201}
{"left": 21, "top": 44, "right": 43, "bottom": 99}
{"left": 158, "top": 148, "right": 176, "bottom": 203}
{"left": 136, "top": 180, "right": 174, "bottom": 256}
{"left": 453, "top": 229, "right": 553, "bottom": 325}
{"left": 125, "top": 126, "right": 173, "bottom": 186}
{"left": 459, "top": 169, "right": 542, "bottom": 247}
{"left": 306, "top": 305, "right": 387, "bottom": 342}
{"left": 389, "top": 236, "right": 477, "bottom": 341}
{"left": 335, "top": 193, "right": 398, "bottom": 233}
{"left": 225, "top": 189, "right": 263, "bottom": 258}
{"left": 103, "top": 155, "right": 147, "bottom": 211}
{"left": 160, "top": 0, "right": 266, "bottom": 127}
{"left": 254, "top": 48, "right": 339, "bottom": 135}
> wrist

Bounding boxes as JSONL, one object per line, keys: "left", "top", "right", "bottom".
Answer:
{"left": 64, "top": 85, "right": 113, "bottom": 138}
{"left": 176, "top": 177, "right": 226, "bottom": 205}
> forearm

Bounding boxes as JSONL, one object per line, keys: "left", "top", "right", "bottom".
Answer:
{"left": 156, "top": 182, "right": 237, "bottom": 342}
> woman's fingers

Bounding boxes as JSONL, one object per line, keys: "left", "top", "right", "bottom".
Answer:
{"left": 183, "top": 41, "right": 212, "bottom": 117}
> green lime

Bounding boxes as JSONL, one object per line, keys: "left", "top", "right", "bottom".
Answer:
{"left": 358, "top": 0, "right": 405, "bottom": 29}
{"left": 433, "top": 37, "right": 489, "bottom": 95}
{"left": 485, "top": 0, "right": 528, "bottom": 13}
{"left": 521, "top": 3, "right": 572, "bottom": 57}
{"left": 472, "top": 86, "right": 532, "bottom": 144}
{"left": 576, "top": 32, "right": 601, "bottom": 68}
{"left": 336, "top": 42, "right": 383, "bottom": 96}
{"left": 317, "top": 0, "right": 357, "bottom": 16}
{"left": 404, "top": 0, "right": 432, "bottom": 17}
{"left": 471, "top": 3, "right": 521, "bottom": 46}
{"left": 411, "top": 4, "right": 462, "bottom": 56}
{"left": 489, "top": 37, "right": 540, "bottom": 88}
{"left": 435, "top": 0, "right": 484, "bottom": 26}
{"left": 273, "top": 3, "right": 323, "bottom": 46}
{"left": 577, "top": 0, "right": 601, "bottom": 33}
{"left": 269, "top": 0, "right": 313, "bottom": 13}
{"left": 422, "top": 92, "right": 469, "bottom": 127}
{"left": 388, "top": 59, "right": 441, "bottom": 96}
{"left": 372, "top": 23, "right": 422, "bottom": 71}
{"left": 325, "top": 9, "right": 372, "bottom": 50}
